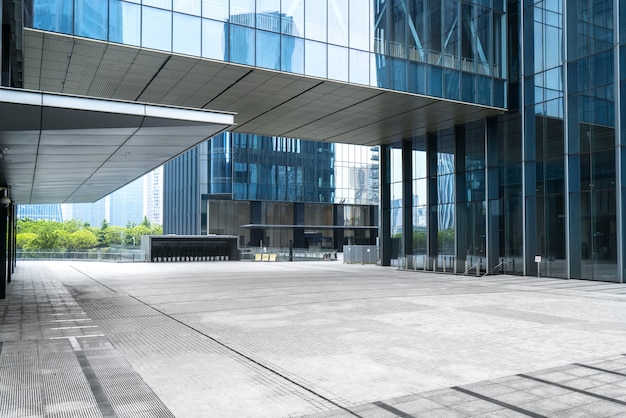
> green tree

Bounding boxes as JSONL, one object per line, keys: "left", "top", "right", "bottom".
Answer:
{"left": 69, "top": 230, "right": 98, "bottom": 250}
{"left": 102, "top": 225, "right": 125, "bottom": 246}
{"left": 16, "top": 232, "right": 37, "bottom": 250}
{"left": 140, "top": 216, "right": 151, "bottom": 228}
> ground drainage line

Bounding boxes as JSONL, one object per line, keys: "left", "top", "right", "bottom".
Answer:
{"left": 129, "top": 295, "right": 364, "bottom": 418}
{"left": 68, "top": 265, "right": 117, "bottom": 293}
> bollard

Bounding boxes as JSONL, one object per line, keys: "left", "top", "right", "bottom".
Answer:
{"left": 423, "top": 256, "right": 427, "bottom": 271}
{"left": 443, "top": 257, "right": 446, "bottom": 273}
{"left": 476, "top": 259, "right": 480, "bottom": 277}
{"left": 433, "top": 259, "right": 436, "bottom": 272}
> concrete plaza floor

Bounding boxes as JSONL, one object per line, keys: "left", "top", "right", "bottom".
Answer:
{"left": 3, "top": 261, "right": 626, "bottom": 417}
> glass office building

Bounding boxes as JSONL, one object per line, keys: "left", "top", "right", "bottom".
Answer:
{"left": 19, "top": 0, "right": 626, "bottom": 282}
{"left": 163, "top": 133, "right": 379, "bottom": 250}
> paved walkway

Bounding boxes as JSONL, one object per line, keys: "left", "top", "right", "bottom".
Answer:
{"left": 3, "top": 261, "right": 626, "bottom": 417}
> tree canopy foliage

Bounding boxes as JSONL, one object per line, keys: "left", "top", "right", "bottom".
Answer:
{"left": 16, "top": 218, "right": 162, "bottom": 251}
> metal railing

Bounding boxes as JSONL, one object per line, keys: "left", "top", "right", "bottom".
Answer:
{"left": 17, "top": 250, "right": 146, "bottom": 263}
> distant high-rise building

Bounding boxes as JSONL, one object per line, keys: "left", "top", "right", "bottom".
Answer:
{"left": 163, "top": 133, "right": 379, "bottom": 250}
{"left": 17, "top": 204, "right": 63, "bottom": 222}
{"left": 143, "top": 167, "right": 163, "bottom": 226}
{"left": 109, "top": 178, "right": 143, "bottom": 227}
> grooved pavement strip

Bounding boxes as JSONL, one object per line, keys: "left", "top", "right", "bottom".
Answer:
{"left": 3, "top": 261, "right": 626, "bottom": 416}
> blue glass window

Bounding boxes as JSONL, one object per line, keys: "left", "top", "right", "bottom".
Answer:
{"left": 281, "top": 35, "right": 304, "bottom": 74}
{"left": 110, "top": 1, "right": 141, "bottom": 46}
{"left": 257, "top": 0, "right": 281, "bottom": 32}
{"left": 230, "top": 25, "right": 255, "bottom": 65}
{"left": 144, "top": 0, "right": 172, "bottom": 10}
{"left": 173, "top": 13, "right": 201, "bottom": 56}
{"left": 328, "top": 45, "right": 349, "bottom": 82}
{"left": 305, "top": 0, "right": 326, "bottom": 42}
{"left": 75, "top": 0, "right": 108, "bottom": 40}
{"left": 142, "top": 7, "right": 172, "bottom": 51}
{"left": 328, "top": 0, "right": 348, "bottom": 46}
{"left": 408, "top": 62, "right": 426, "bottom": 95}
{"left": 280, "top": 0, "right": 304, "bottom": 36}
{"left": 349, "top": 49, "right": 369, "bottom": 85}
{"left": 230, "top": 0, "right": 255, "bottom": 27}
{"left": 428, "top": 66, "right": 443, "bottom": 97}
{"left": 477, "top": 75, "right": 491, "bottom": 105}
{"left": 33, "top": 0, "right": 73, "bottom": 34}
{"left": 462, "top": 72, "right": 475, "bottom": 103}
{"left": 174, "top": 0, "right": 200, "bottom": 15}
{"left": 256, "top": 30, "right": 281, "bottom": 70}
{"left": 202, "top": 0, "right": 228, "bottom": 20}
{"left": 305, "top": 40, "right": 327, "bottom": 78}
{"left": 445, "top": 69, "right": 460, "bottom": 101}
{"left": 202, "top": 18, "right": 228, "bottom": 60}
{"left": 349, "top": 0, "right": 369, "bottom": 51}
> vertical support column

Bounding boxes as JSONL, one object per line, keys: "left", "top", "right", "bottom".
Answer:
{"left": 485, "top": 117, "right": 500, "bottom": 273}
{"left": 615, "top": 0, "right": 623, "bottom": 283}
{"left": 402, "top": 139, "right": 413, "bottom": 258}
{"left": 455, "top": 126, "right": 468, "bottom": 273}
{"left": 379, "top": 144, "right": 392, "bottom": 266}
{"left": 426, "top": 133, "right": 438, "bottom": 268}
{"left": 7, "top": 203, "right": 12, "bottom": 283}
{"left": 0, "top": 204, "right": 6, "bottom": 299}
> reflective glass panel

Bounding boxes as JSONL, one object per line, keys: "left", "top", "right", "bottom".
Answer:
{"left": 281, "top": 35, "right": 304, "bottom": 73}
{"left": 258, "top": 0, "right": 281, "bottom": 32}
{"left": 75, "top": 0, "right": 108, "bottom": 40}
{"left": 281, "top": 0, "right": 304, "bottom": 36}
{"left": 144, "top": 0, "right": 172, "bottom": 10}
{"left": 305, "top": 40, "right": 327, "bottom": 78}
{"left": 33, "top": 0, "right": 73, "bottom": 34}
{"left": 202, "top": 18, "right": 228, "bottom": 60}
{"left": 230, "top": 25, "right": 255, "bottom": 65}
{"left": 142, "top": 7, "right": 172, "bottom": 51}
{"left": 328, "top": 0, "right": 348, "bottom": 46}
{"left": 305, "top": 0, "right": 326, "bottom": 42}
{"left": 202, "top": 0, "right": 229, "bottom": 20}
{"left": 110, "top": 1, "right": 141, "bottom": 46}
{"left": 349, "top": 49, "right": 369, "bottom": 85}
{"left": 349, "top": 0, "right": 369, "bottom": 51}
{"left": 256, "top": 30, "right": 281, "bottom": 70}
{"left": 173, "top": 13, "right": 201, "bottom": 56}
{"left": 174, "top": 0, "right": 201, "bottom": 15}
{"left": 230, "top": 0, "right": 255, "bottom": 27}
{"left": 328, "top": 45, "right": 349, "bottom": 81}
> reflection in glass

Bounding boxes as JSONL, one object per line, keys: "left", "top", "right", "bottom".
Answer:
{"left": 142, "top": 7, "right": 172, "bottom": 51}
{"left": 256, "top": 30, "right": 281, "bottom": 70}
{"left": 349, "top": 49, "right": 369, "bottom": 85}
{"left": 33, "top": 0, "right": 73, "bottom": 34}
{"left": 174, "top": 0, "right": 201, "bottom": 15}
{"left": 281, "top": 35, "right": 304, "bottom": 74}
{"left": 328, "top": 45, "right": 349, "bottom": 82}
{"left": 202, "top": 18, "right": 228, "bottom": 60}
{"left": 305, "top": 0, "right": 326, "bottom": 42}
{"left": 230, "top": 25, "right": 255, "bottom": 65}
{"left": 173, "top": 13, "right": 201, "bottom": 56}
{"left": 230, "top": 0, "right": 255, "bottom": 27}
{"left": 305, "top": 40, "right": 327, "bottom": 78}
{"left": 349, "top": 0, "right": 369, "bottom": 51}
{"left": 75, "top": 0, "right": 108, "bottom": 40}
{"left": 110, "top": 1, "right": 141, "bottom": 46}
{"left": 257, "top": 0, "right": 280, "bottom": 32}
{"left": 328, "top": 0, "right": 348, "bottom": 46}
{"left": 203, "top": 0, "right": 229, "bottom": 20}
{"left": 144, "top": 0, "right": 172, "bottom": 10}
{"left": 281, "top": 0, "right": 303, "bottom": 36}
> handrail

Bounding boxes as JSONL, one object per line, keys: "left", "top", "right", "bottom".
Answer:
{"left": 485, "top": 260, "right": 510, "bottom": 276}
{"left": 464, "top": 262, "right": 480, "bottom": 275}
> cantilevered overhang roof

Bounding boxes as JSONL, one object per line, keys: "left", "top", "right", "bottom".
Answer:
{"left": 0, "top": 89, "right": 234, "bottom": 204}
{"left": 23, "top": 29, "right": 505, "bottom": 147}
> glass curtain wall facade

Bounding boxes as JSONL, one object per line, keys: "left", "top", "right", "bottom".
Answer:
{"left": 164, "top": 133, "right": 379, "bottom": 250}
{"left": 26, "top": 0, "right": 507, "bottom": 107}
{"left": 382, "top": 0, "right": 626, "bottom": 283}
